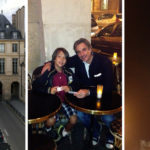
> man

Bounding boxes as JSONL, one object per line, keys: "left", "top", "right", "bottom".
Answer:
{"left": 41, "top": 38, "right": 115, "bottom": 149}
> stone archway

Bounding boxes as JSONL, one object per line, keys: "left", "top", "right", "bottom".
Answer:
{"left": 0, "top": 82, "right": 2, "bottom": 100}
{"left": 11, "top": 82, "right": 19, "bottom": 99}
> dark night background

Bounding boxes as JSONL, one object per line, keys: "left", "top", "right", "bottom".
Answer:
{"left": 125, "top": 0, "right": 150, "bottom": 149}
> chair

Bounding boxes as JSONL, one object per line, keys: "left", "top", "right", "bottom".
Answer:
{"left": 32, "top": 65, "right": 44, "bottom": 81}
{"left": 110, "top": 117, "right": 122, "bottom": 150}
{"left": 29, "top": 66, "right": 45, "bottom": 134}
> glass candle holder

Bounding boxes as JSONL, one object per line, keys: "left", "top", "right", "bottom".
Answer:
{"left": 97, "top": 85, "right": 103, "bottom": 99}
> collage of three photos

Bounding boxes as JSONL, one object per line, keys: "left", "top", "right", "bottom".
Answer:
{"left": 1, "top": 0, "right": 149, "bottom": 150}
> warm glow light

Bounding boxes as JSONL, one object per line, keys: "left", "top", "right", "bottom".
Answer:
{"left": 113, "top": 52, "right": 117, "bottom": 60}
{"left": 96, "top": 101, "right": 101, "bottom": 109}
{"left": 112, "top": 52, "right": 118, "bottom": 65}
{"left": 97, "top": 85, "right": 103, "bottom": 99}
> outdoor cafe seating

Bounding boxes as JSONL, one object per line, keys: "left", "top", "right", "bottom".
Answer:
{"left": 28, "top": 51, "right": 122, "bottom": 149}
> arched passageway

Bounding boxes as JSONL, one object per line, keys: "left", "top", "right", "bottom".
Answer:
{"left": 11, "top": 82, "right": 19, "bottom": 99}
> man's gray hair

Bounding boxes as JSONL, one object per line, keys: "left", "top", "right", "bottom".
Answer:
{"left": 73, "top": 38, "right": 92, "bottom": 51}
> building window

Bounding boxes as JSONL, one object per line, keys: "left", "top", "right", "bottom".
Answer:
{"left": 0, "top": 44, "right": 5, "bottom": 53}
{"left": 12, "top": 58, "right": 18, "bottom": 74}
{"left": 0, "top": 58, "right": 5, "bottom": 74}
{"left": 101, "top": 0, "right": 108, "bottom": 10}
{"left": 12, "top": 43, "right": 18, "bottom": 52}
{"left": 5, "top": 24, "right": 10, "bottom": 29}
{"left": 12, "top": 32, "right": 18, "bottom": 39}
{"left": 0, "top": 32, "right": 5, "bottom": 39}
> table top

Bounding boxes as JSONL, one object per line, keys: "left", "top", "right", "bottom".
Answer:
{"left": 65, "top": 92, "right": 122, "bottom": 115}
{"left": 28, "top": 91, "right": 61, "bottom": 124}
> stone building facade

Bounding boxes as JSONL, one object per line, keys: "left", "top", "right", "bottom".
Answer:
{"left": 91, "top": 0, "right": 122, "bottom": 19}
{"left": 12, "top": 6, "right": 25, "bottom": 39}
{"left": 0, "top": 11, "right": 25, "bottom": 101}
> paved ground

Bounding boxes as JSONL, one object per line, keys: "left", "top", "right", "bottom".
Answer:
{"left": 6, "top": 99, "right": 25, "bottom": 123}
{"left": 0, "top": 101, "right": 25, "bottom": 150}
{"left": 30, "top": 120, "right": 111, "bottom": 150}
{"left": 56, "top": 121, "right": 110, "bottom": 150}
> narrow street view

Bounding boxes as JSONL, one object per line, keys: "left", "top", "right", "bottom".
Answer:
{"left": 0, "top": 0, "right": 25, "bottom": 150}
{"left": 0, "top": 100, "right": 25, "bottom": 150}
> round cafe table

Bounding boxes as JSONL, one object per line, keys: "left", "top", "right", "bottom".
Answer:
{"left": 64, "top": 92, "right": 122, "bottom": 115}
{"left": 65, "top": 92, "right": 122, "bottom": 146}
{"left": 28, "top": 91, "right": 62, "bottom": 124}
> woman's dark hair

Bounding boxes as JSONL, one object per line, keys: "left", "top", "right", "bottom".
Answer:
{"left": 73, "top": 38, "right": 92, "bottom": 52}
{"left": 52, "top": 47, "right": 69, "bottom": 62}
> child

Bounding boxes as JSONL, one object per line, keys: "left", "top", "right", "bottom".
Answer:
{"left": 32, "top": 48, "right": 77, "bottom": 139}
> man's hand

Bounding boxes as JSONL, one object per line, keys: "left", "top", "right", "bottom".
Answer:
{"left": 74, "top": 89, "right": 90, "bottom": 99}
{"left": 62, "top": 86, "right": 70, "bottom": 93}
{"left": 50, "top": 86, "right": 58, "bottom": 95}
{"left": 41, "top": 62, "right": 51, "bottom": 75}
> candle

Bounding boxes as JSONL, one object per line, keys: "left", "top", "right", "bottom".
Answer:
{"left": 97, "top": 85, "right": 103, "bottom": 99}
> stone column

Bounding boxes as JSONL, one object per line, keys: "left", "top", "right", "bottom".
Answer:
{"left": 28, "top": 0, "right": 45, "bottom": 74}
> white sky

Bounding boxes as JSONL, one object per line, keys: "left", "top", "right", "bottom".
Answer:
{"left": 0, "top": 0, "right": 25, "bottom": 22}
